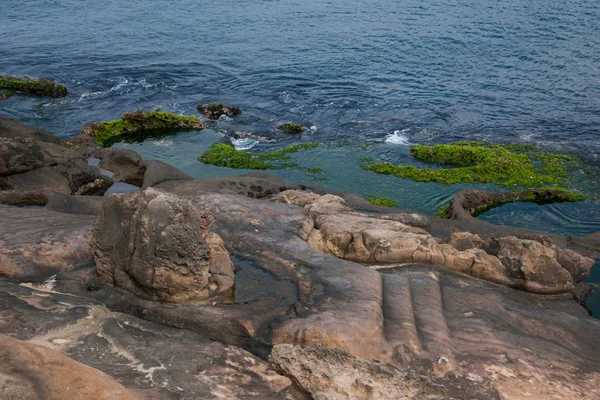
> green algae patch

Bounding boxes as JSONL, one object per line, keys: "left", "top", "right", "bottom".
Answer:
{"left": 0, "top": 76, "right": 67, "bottom": 98}
{"left": 199, "top": 142, "right": 318, "bottom": 170}
{"left": 279, "top": 123, "right": 305, "bottom": 134}
{"left": 365, "top": 196, "right": 397, "bottom": 207}
{"left": 81, "top": 110, "right": 204, "bottom": 147}
{"left": 437, "top": 203, "right": 451, "bottom": 219}
{"left": 362, "top": 141, "right": 584, "bottom": 190}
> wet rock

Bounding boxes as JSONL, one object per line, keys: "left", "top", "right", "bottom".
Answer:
{"left": 92, "top": 188, "right": 235, "bottom": 303}
{"left": 140, "top": 159, "right": 194, "bottom": 189}
{"left": 197, "top": 102, "right": 242, "bottom": 119}
{"left": 0, "top": 189, "right": 103, "bottom": 215}
{"left": 0, "top": 75, "right": 67, "bottom": 97}
{"left": 443, "top": 188, "right": 585, "bottom": 221}
{"left": 99, "top": 149, "right": 145, "bottom": 186}
{"left": 0, "top": 334, "right": 134, "bottom": 400}
{"left": 79, "top": 110, "right": 204, "bottom": 147}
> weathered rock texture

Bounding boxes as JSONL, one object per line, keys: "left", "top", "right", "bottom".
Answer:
{"left": 0, "top": 333, "right": 134, "bottom": 400}
{"left": 92, "top": 188, "right": 234, "bottom": 303}
{"left": 270, "top": 344, "right": 498, "bottom": 400}
{"left": 274, "top": 190, "right": 594, "bottom": 294}
{"left": 0, "top": 205, "right": 94, "bottom": 281}
{"left": 0, "top": 280, "right": 292, "bottom": 399}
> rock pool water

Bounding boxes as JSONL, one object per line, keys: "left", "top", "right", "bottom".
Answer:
{"left": 2, "top": 0, "right": 599, "bottom": 314}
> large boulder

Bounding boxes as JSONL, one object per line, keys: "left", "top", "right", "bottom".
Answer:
{"left": 92, "top": 188, "right": 235, "bottom": 303}
{"left": 0, "top": 334, "right": 134, "bottom": 400}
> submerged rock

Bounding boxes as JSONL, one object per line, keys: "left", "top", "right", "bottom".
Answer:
{"left": 92, "top": 188, "right": 235, "bottom": 303}
{"left": 0, "top": 75, "right": 67, "bottom": 97}
{"left": 197, "top": 102, "right": 242, "bottom": 119}
{"left": 279, "top": 123, "right": 305, "bottom": 134}
{"left": 79, "top": 110, "right": 204, "bottom": 147}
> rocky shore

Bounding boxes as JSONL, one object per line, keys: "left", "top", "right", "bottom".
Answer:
{"left": 1, "top": 114, "right": 600, "bottom": 399}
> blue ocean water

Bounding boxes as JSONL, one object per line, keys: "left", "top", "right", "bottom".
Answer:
{"left": 2, "top": 0, "right": 600, "bottom": 311}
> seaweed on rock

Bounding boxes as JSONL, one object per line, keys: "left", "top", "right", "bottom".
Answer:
{"left": 279, "top": 123, "right": 305, "bottom": 134}
{"left": 80, "top": 110, "right": 204, "bottom": 147}
{"left": 197, "top": 102, "right": 241, "bottom": 119}
{"left": 199, "top": 142, "right": 318, "bottom": 170}
{"left": 364, "top": 196, "right": 397, "bottom": 207}
{"left": 362, "top": 141, "right": 584, "bottom": 191}
{"left": 0, "top": 76, "right": 67, "bottom": 97}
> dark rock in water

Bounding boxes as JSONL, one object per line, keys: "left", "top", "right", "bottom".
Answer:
{"left": 278, "top": 123, "right": 305, "bottom": 134}
{"left": 197, "top": 102, "right": 242, "bottom": 119}
{"left": 92, "top": 188, "right": 235, "bottom": 303}
{"left": 0, "top": 333, "right": 134, "bottom": 400}
{"left": 79, "top": 110, "right": 204, "bottom": 147}
{"left": 0, "top": 75, "right": 67, "bottom": 97}
{"left": 0, "top": 90, "right": 12, "bottom": 100}
{"left": 440, "top": 188, "right": 585, "bottom": 220}
{"left": 0, "top": 280, "right": 293, "bottom": 399}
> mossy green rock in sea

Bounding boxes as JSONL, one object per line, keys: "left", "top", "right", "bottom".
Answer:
{"left": 436, "top": 187, "right": 585, "bottom": 219}
{"left": 0, "top": 76, "right": 67, "bottom": 98}
{"left": 81, "top": 110, "right": 204, "bottom": 147}
{"left": 279, "top": 123, "right": 305, "bottom": 134}
{"left": 365, "top": 196, "right": 397, "bottom": 207}
{"left": 199, "top": 142, "right": 318, "bottom": 169}
{"left": 362, "top": 141, "right": 584, "bottom": 190}
{"left": 197, "top": 102, "right": 241, "bottom": 119}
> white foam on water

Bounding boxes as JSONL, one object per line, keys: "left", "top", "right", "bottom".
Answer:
{"left": 384, "top": 129, "right": 410, "bottom": 145}
{"left": 151, "top": 138, "right": 174, "bottom": 147}
{"left": 231, "top": 137, "right": 260, "bottom": 150}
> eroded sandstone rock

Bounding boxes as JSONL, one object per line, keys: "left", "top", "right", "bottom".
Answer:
{"left": 92, "top": 188, "right": 234, "bottom": 303}
{"left": 274, "top": 190, "right": 594, "bottom": 293}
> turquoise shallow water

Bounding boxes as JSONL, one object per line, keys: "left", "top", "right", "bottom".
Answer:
{"left": 2, "top": 0, "right": 600, "bottom": 314}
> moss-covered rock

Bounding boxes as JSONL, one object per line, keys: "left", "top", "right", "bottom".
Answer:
{"left": 199, "top": 142, "right": 318, "bottom": 170}
{"left": 364, "top": 196, "right": 397, "bottom": 207}
{"left": 437, "top": 187, "right": 585, "bottom": 220}
{"left": 197, "top": 103, "right": 242, "bottom": 120}
{"left": 0, "top": 76, "right": 67, "bottom": 98}
{"left": 279, "top": 123, "right": 305, "bottom": 134}
{"left": 80, "top": 110, "right": 204, "bottom": 147}
{"left": 362, "top": 141, "right": 583, "bottom": 190}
